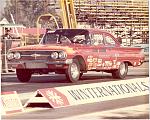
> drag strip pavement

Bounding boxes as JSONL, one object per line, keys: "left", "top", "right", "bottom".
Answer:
{"left": 2, "top": 77, "right": 149, "bottom": 119}
{"left": 61, "top": 104, "right": 149, "bottom": 120}
{"left": 1, "top": 62, "right": 149, "bottom": 119}
{"left": 2, "top": 95, "right": 149, "bottom": 119}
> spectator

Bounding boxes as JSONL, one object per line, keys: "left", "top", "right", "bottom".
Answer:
{"left": 1, "top": 28, "right": 13, "bottom": 72}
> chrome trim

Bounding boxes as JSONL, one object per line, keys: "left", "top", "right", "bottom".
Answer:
{"left": 21, "top": 55, "right": 49, "bottom": 57}
{"left": 30, "top": 53, "right": 42, "bottom": 57}
{"left": 11, "top": 50, "right": 65, "bottom": 52}
{"left": 8, "top": 59, "right": 72, "bottom": 65}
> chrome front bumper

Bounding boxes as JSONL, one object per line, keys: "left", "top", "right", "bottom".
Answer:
{"left": 8, "top": 59, "right": 73, "bottom": 69}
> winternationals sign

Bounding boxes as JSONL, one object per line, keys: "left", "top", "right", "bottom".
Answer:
{"left": 25, "top": 77, "right": 149, "bottom": 108}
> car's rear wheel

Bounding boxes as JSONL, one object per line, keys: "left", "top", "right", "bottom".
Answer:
{"left": 16, "top": 69, "right": 32, "bottom": 82}
{"left": 112, "top": 62, "right": 128, "bottom": 79}
{"left": 66, "top": 60, "right": 80, "bottom": 82}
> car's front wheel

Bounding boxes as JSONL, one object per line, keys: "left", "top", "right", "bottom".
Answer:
{"left": 66, "top": 60, "right": 80, "bottom": 82}
{"left": 16, "top": 69, "right": 32, "bottom": 82}
{"left": 112, "top": 62, "right": 128, "bottom": 79}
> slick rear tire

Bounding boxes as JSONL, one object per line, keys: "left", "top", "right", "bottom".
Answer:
{"left": 66, "top": 60, "right": 80, "bottom": 83}
{"left": 112, "top": 62, "right": 128, "bottom": 79}
{"left": 16, "top": 69, "right": 32, "bottom": 82}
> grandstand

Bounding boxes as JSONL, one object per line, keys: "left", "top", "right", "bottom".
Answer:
{"left": 74, "top": 0, "right": 148, "bottom": 45}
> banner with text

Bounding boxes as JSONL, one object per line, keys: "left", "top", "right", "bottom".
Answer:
{"left": 37, "top": 77, "right": 149, "bottom": 108}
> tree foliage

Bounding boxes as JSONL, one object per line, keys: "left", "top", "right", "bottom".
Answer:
{"left": 2, "top": 0, "right": 61, "bottom": 28}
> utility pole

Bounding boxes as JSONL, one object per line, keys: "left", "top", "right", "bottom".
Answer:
{"left": 15, "top": 0, "right": 18, "bottom": 23}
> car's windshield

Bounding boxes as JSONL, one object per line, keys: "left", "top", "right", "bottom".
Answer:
{"left": 40, "top": 29, "right": 90, "bottom": 45}
{"left": 42, "top": 33, "right": 59, "bottom": 44}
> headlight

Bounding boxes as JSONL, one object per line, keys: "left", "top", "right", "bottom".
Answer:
{"left": 59, "top": 51, "right": 67, "bottom": 59}
{"left": 7, "top": 52, "right": 14, "bottom": 60}
{"left": 14, "top": 52, "right": 21, "bottom": 59}
{"left": 51, "top": 52, "right": 59, "bottom": 59}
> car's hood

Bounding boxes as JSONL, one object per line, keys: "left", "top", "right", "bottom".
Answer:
{"left": 10, "top": 44, "right": 75, "bottom": 53}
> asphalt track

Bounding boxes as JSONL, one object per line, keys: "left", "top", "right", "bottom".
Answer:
{"left": 1, "top": 62, "right": 149, "bottom": 120}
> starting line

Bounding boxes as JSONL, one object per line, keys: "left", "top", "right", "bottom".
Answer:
{"left": 24, "top": 77, "right": 149, "bottom": 108}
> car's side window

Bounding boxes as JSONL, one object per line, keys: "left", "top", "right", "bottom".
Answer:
{"left": 60, "top": 36, "right": 71, "bottom": 44}
{"left": 70, "top": 35, "right": 87, "bottom": 44}
{"left": 43, "top": 33, "right": 59, "bottom": 44}
{"left": 91, "top": 34, "right": 104, "bottom": 45}
{"left": 104, "top": 35, "right": 116, "bottom": 46}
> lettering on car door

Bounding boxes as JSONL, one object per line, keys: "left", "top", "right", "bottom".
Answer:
{"left": 103, "top": 33, "right": 120, "bottom": 69}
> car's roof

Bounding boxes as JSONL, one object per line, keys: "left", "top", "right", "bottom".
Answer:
{"left": 46, "top": 28, "right": 111, "bottom": 34}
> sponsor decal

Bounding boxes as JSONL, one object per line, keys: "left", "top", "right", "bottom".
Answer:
{"left": 87, "top": 55, "right": 119, "bottom": 69}
{"left": 97, "top": 59, "right": 103, "bottom": 66}
{"left": 116, "top": 61, "right": 121, "bottom": 66}
{"left": 104, "top": 61, "right": 113, "bottom": 67}
{"left": 113, "top": 60, "right": 117, "bottom": 64}
{"left": 87, "top": 56, "right": 97, "bottom": 69}
{"left": 25, "top": 78, "right": 149, "bottom": 108}
{"left": 134, "top": 62, "right": 137, "bottom": 66}
{"left": 87, "top": 56, "right": 110, "bottom": 69}
{"left": 1, "top": 91, "right": 23, "bottom": 115}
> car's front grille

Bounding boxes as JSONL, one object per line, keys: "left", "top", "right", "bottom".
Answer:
{"left": 20, "top": 51, "right": 50, "bottom": 55}
{"left": 19, "top": 51, "right": 57, "bottom": 60}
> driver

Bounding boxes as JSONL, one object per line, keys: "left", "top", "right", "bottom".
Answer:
{"left": 60, "top": 36, "right": 71, "bottom": 44}
{"left": 71, "top": 36, "right": 85, "bottom": 44}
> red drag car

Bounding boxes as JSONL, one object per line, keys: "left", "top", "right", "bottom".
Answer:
{"left": 7, "top": 29, "right": 145, "bottom": 82}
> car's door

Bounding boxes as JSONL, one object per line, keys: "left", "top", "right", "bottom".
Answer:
{"left": 70, "top": 33, "right": 100, "bottom": 70}
{"left": 88, "top": 32, "right": 111, "bottom": 70}
{"left": 103, "top": 33, "right": 120, "bottom": 69}
{"left": 85, "top": 35, "right": 101, "bottom": 70}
